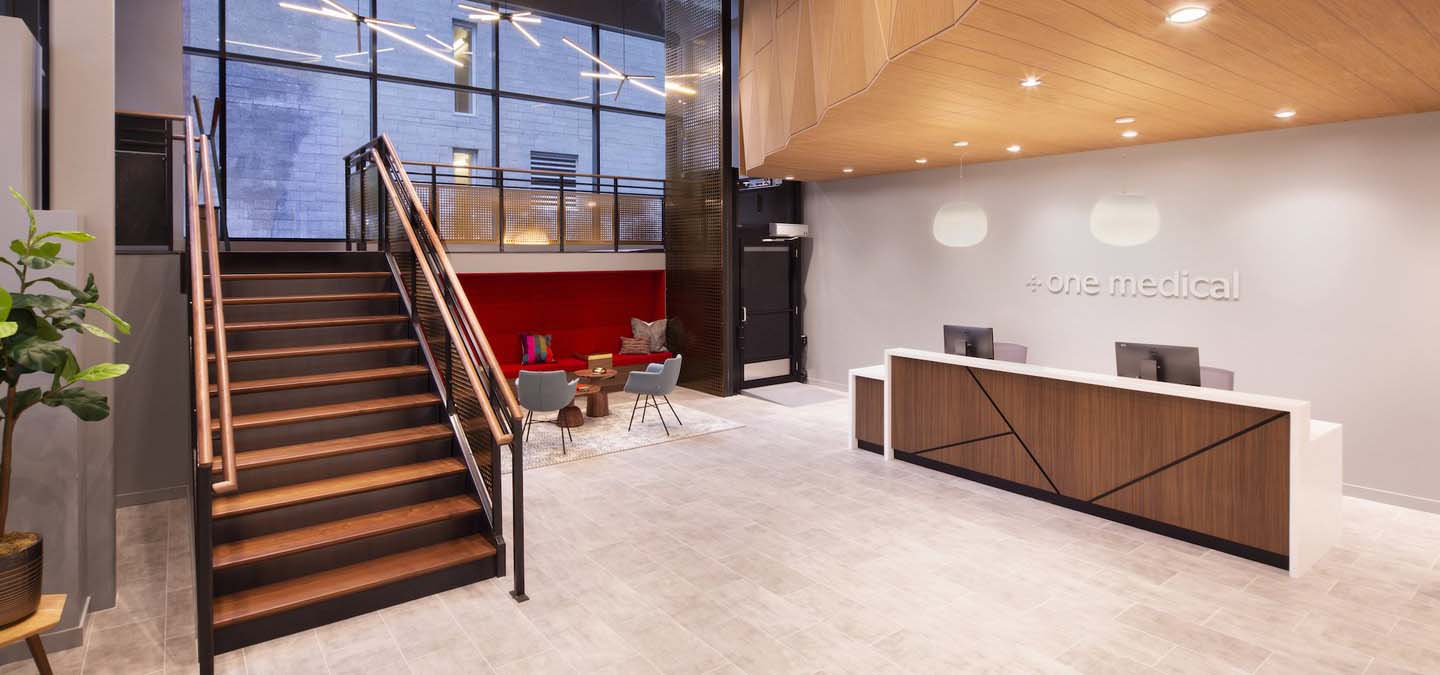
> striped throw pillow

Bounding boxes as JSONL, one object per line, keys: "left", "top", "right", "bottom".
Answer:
{"left": 519, "top": 333, "right": 554, "bottom": 365}
{"left": 619, "top": 336, "right": 650, "bottom": 355}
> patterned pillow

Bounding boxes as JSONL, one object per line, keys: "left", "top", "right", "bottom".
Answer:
{"left": 619, "top": 336, "right": 650, "bottom": 355}
{"left": 519, "top": 333, "right": 554, "bottom": 365}
{"left": 631, "top": 318, "right": 667, "bottom": 352}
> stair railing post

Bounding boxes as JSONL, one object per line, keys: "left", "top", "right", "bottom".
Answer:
{"left": 359, "top": 161, "right": 368, "bottom": 252}
{"left": 496, "top": 170, "right": 506, "bottom": 252}
{"left": 509, "top": 405, "right": 527, "bottom": 602}
{"left": 612, "top": 177, "right": 620, "bottom": 252}
{"left": 557, "top": 175, "right": 566, "bottom": 252}
{"left": 430, "top": 165, "right": 440, "bottom": 244}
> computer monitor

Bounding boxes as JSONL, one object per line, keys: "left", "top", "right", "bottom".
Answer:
{"left": 943, "top": 325, "right": 995, "bottom": 359}
{"left": 1115, "top": 342, "right": 1202, "bottom": 386}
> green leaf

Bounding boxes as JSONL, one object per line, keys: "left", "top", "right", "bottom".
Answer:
{"left": 33, "top": 242, "right": 60, "bottom": 258}
{"left": 9, "top": 240, "right": 27, "bottom": 257}
{"left": 11, "top": 337, "right": 72, "bottom": 373}
{"left": 59, "top": 351, "right": 78, "bottom": 381}
{"left": 0, "top": 322, "right": 16, "bottom": 339}
{"left": 42, "top": 387, "right": 109, "bottom": 421}
{"left": 6, "top": 387, "right": 44, "bottom": 416}
{"left": 81, "top": 323, "right": 118, "bottom": 343}
{"left": 33, "top": 316, "right": 60, "bottom": 341}
{"left": 0, "top": 287, "right": 11, "bottom": 322}
{"left": 9, "top": 187, "right": 36, "bottom": 239}
{"left": 82, "top": 302, "right": 130, "bottom": 335}
{"left": 36, "top": 231, "right": 94, "bottom": 243}
{"left": 13, "top": 294, "right": 69, "bottom": 313}
{"left": 69, "top": 363, "right": 128, "bottom": 382}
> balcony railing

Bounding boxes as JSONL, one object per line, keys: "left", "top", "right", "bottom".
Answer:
{"left": 346, "top": 161, "right": 665, "bottom": 253}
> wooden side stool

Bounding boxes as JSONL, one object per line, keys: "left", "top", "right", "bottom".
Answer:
{"left": 0, "top": 595, "right": 65, "bottom": 675}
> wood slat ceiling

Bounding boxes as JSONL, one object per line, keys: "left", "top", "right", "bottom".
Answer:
{"left": 738, "top": 0, "right": 1440, "bottom": 180}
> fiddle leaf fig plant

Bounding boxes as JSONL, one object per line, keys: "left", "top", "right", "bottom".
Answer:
{"left": 0, "top": 187, "right": 131, "bottom": 535}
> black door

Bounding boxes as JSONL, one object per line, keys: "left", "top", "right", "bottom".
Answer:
{"left": 738, "top": 235, "right": 801, "bottom": 387}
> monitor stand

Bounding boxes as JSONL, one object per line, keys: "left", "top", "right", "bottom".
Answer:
{"left": 1139, "top": 358, "right": 1159, "bottom": 381}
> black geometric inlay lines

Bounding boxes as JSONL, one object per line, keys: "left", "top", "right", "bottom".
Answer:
{"left": 1087, "top": 411, "right": 1289, "bottom": 503}
{"left": 964, "top": 367, "right": 1061, "bottom": 495}
{"left": 912, "top": 431, "right": 1016, "bottom": 456}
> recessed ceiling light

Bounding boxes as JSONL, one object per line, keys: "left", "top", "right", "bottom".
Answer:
{"left": 1121, "top": 130, "right": 1139, "bottom": 138}
{"left": 1114, "top": 116, "right": 1136, "bottom": 124}
{"left": 1020, "top": 75, "right": 1042, "bottom": 88}
{"left": 915, "top": 158, "right": 928, "bottom": 164}
{"left": 1274, "top": 109, "right": 1296, "bottom": 119}
{"left": 1166, "top": 6, "right": 1209, "bottom": 24}
{"left": 842, "top": 167, "right": 854, "bottom": 173}
{"left": 783, "top": 175, "right": 795, "bottom": 180}
{"left": 952, "top": 140, "right": 969, "bottom": 148}
{"left": 1006, "top": 144, "right": 1022, "bottom": 153}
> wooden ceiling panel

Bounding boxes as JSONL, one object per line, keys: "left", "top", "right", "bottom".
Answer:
{"left": 739, "top": 0, "right": 1440, "bottom": 180}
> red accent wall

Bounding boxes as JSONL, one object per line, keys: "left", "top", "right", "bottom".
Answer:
{"left": 459, "top": 270, "right": 666, "bottom": 365}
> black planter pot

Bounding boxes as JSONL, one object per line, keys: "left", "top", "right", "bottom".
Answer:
{"left": 0, "top": 533, "right": 42, "bottom": 628}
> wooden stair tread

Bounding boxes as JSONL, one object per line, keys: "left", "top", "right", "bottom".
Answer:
{"left": 221, "top": 272, "right": 391, "bottom": 281}
{"left": 208, "top": 315, "right": 408, "bottom": 332}
{"left": 212, "top": 393, "right": 440, "bottom": 431}
{"left": 214, "top": 424, "right": 453, "bottom": 472}
{"left": 212, "top": 495, "right": 482, "bottom": 570}
{"left": 212, "top": 534, "right": 495, "bottom": 627}
{"left": 211, "top": 365, "right": 429, "bottom": 395}
{"left": 211, "top": 458, "right": 466, "bottom": 518}
{"left": 207, "top": 292, "right": 399, "bottom": 306}
{"left": 212, "top": 339, "right": 418, "bottom": 362}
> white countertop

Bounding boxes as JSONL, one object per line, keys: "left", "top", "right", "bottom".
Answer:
{"left": 885, "top": 348, "right": 1311, "bottom": 416}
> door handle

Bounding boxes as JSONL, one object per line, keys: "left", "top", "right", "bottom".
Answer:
{"left": 741, "top": 306, "right": 748, "bottom": 323}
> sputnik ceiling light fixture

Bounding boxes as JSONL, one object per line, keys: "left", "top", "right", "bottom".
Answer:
{"left": 563, "top": 0, "right": 697, "bottom": 100}
{"left": 458, "top": 2, "right": 543, "bottom": 47}
{"left": 277, "top": 0, "right": 463, "bottom": 65}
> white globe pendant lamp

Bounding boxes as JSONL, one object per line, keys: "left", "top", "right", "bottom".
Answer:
{"left": 1090, "top": 191, "right": 1161, "bottom": 247}
{"left": 932, "top": 202, "right": 989, "bottom": 248}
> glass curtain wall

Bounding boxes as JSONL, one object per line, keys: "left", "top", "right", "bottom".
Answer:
{"left": 183, "top": 0, "right": 665, "bottom": 240}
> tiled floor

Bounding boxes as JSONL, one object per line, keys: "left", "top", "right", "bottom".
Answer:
{"left": 11, "top": 387, "right": 1440, "bottom": 674}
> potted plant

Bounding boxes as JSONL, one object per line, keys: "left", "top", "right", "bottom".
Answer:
{"left": 0, "top": 188, "right": 129, "bottom": 626}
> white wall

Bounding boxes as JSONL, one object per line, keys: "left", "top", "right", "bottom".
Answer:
{"left": 0, "top": 18, "right": 39, "bottom": 211}
{"left": 804, "top": 112, "right": 1440, "bottom": 510}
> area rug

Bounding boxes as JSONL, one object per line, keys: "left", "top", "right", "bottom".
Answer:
{"left": 502, "top": 394, "right": 742, "bottom": 473}
{"left": 741, "top": 382, "right": 844, "bottom": 407}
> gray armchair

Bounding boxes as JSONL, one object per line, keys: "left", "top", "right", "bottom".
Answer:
{"left": 517, "top": 370, "right": 579, "bottom": 453}
{"left": 624, "top": 355, "right": 683, "bottom": 435}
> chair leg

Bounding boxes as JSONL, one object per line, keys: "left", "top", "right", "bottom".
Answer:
{"left": 566, "top": 426, "right": 574, "bottom": 443}
{"left": 641, "top": 395, "right": 649, "bottom": 422}
{"left": 654, "top": 395, "right": 670, "bottom": 436}
{"left": 628, "top": 394, "right": 641, "bottom": 431}
{"left": 523, "top": 411, "right": 533, "bottom": 441}
{"left": 663, "top": 396, "right": 682, "bottom": 426}
{"left": 560, "top": 423, "right": 566, "bottom": 455}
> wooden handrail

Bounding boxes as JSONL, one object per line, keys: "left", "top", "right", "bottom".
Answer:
{"left": 202, "top": 134, "right": 239, "bottom": 495}
{"left": 399, "top": 158, "right": 669, "bottom": 185}
{"left": 369, "top": 147, "right": 515, "bottom": 445}
{"left": 186, "top": 119, "right": 214, "bottom": 472}
{"left": 383, "top": 137, "right": 524, "bottom": 421}
{"left": 186, "top": 117, "right": 237, "bottom": 495}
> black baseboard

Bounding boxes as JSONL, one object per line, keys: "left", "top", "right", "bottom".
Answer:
{"left": 894, "top": 450, "right": 1289, "bottom": 570}
{"left": 857, "top": 440, "right": 883, "bottom": 454}
{"left": 213, "top": 557, "right": 497, "bottom": 653}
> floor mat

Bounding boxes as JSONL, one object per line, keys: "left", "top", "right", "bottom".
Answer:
{"left": 741, "top": 381, "right": 844, "bottom": 407}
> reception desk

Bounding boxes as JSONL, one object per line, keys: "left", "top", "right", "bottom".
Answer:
{"left": 849, "top": 348, "right": 1342, "bottom": 576}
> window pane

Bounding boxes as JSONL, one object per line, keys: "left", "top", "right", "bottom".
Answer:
{"left": 185, "top": 55, "right": 220, "bottom": 128}
{"left": 376, "top": 1, "right": 494, "bottom": 89}
{"left": 601, "top": 113, "right": 664, "bottom": 249}
{"left": 498, "top": 12, "right": 594, "bottom": 103}
{"left": 598, "top": 30, "right": 665, "bottom": 114}
{"left": 380, "top": 82, "right": 496, "bottom": 246}
{"left": 499, "top": 98, "right": 595, "bottom": 250}
{"left": 184, "top": 0, "right": 218, "bottom": 50}
{"left": 227, "top": 1, "right": 369, "bottom": 71}
{"left": 600, "top": 112, "right": 663, "bottom": 178}
{"left": 225, "top": 63, "right": 371, "bottom": 239}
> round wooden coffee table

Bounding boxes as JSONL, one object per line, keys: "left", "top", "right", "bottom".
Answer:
{"left": 558, "top": 385, "right": 594, "bottom": 428}
{"left": 572, "top": 369, "right": 617, "bottom": 417}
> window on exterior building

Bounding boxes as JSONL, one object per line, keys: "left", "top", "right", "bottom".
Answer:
{"left": 182, "top": 0, "right": 665, "bottom": 246}
{"left": 453, "top": 148, "right": 476, "bottom": 185}
{"left": 453, "top": 22, "right": 475, "bottom": 114}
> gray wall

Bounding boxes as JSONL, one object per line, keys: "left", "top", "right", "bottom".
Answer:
{"left": 804, "top": 112, "right": 1440, "bottom": 512}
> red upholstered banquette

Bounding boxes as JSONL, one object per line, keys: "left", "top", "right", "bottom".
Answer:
{"left": 457, "top": 270, "right": 671, "bottom": 379}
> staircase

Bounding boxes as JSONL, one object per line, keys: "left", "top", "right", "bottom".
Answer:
{"left": 199, "top": 253, "right": 500, "bottom": 652}
{"left": 181, "top": 124, "right": 525, "bottom": 671}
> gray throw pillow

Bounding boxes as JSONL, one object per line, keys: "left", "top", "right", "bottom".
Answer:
{"left": 631, "top": 318, "right": 667, "bottom": 352}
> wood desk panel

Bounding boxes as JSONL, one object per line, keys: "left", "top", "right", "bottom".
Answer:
{"left": 854, "top": 376, "right": 885, "bottom": 450}
{"left": 889, "top": 356, "right": 1291, "bottom": 562}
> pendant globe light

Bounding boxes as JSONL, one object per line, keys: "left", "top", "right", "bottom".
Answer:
{"left": 1089, "top": 150, "right": 1160, "bottom": 247}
